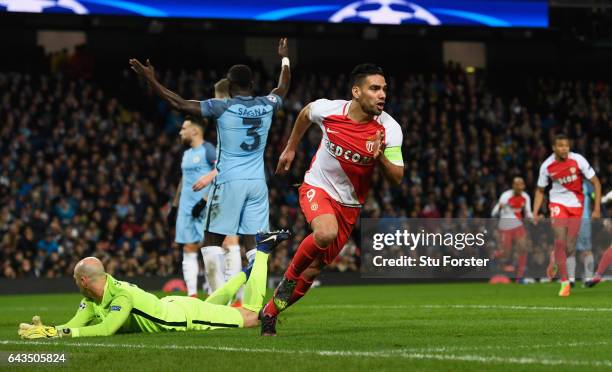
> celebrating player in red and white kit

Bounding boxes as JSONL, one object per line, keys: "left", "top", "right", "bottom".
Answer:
{"left": 491, "top": 177, "right": 533, "bottom": 282}
{"left": 533, "top": 134, "right": 601, "bottom": 296}
{"left": 260, "top": 64, "right": 404, "bottom": 335}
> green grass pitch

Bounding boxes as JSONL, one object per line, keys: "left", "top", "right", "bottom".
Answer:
{"left": 0, "top": 282, "right": 611, "bottom": 371}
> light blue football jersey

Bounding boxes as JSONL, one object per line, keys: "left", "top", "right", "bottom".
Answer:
{"left": 178, "top": 142, "right": 216, "bottom": 215}
{"left": 200, "top": 94, "right": 282, "bottom": 184}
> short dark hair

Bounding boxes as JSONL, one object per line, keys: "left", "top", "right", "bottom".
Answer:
{"left": 227, "top": 64, "right": 253, "bottom": 90}
{"left": 350, "top": 63, "right": 385, "bottom": 87}
{"left": 184, "top": 115, "right": 205, "bottom": 132}
{"left": 554, "top": 133, "right": 570, "bottom": 143}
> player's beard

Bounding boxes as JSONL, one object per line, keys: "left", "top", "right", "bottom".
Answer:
{"left": 181, "top": 137, "right": 192, "bottom": 146}
{"left": 363, "top": 102, "right": 383, "bottom": 116}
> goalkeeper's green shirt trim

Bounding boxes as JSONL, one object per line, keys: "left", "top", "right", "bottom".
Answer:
{"left": 56, "top": 274, "right": 189, "bottom": 337}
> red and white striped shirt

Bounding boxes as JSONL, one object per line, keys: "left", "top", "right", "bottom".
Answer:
{"left": 537, "top": 152, "right": 595, "bottom": 208}
{"left": 304, "top": 99, "right": 403, "bottom": 206}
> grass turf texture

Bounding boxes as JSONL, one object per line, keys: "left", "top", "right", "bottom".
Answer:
{"left": 0, "top": 282, "right": 611, "bottom": 371}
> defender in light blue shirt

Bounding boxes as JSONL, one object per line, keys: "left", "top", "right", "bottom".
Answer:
{"left": 168, "top": 116, "right": 217, "bottom": 297}
{"left": 130, "top": 38, "right": 291, "bottom": 254}
{"left": 200, "top": 95, "right": 280, "bottom": 184}
{"left": 175, "top": 137, "right": 216, "bottom": 243}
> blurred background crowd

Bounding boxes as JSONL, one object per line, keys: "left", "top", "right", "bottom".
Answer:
{"left": 0, "top": 51, "right": 610, "bottom": 278}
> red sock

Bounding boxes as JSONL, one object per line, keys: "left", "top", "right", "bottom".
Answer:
{"left": 286, "top": 234, "right": 326, "bottom": 281}
{"left": 289, "top": 276, "right": 314, "bottom": 305}
{"left": 596, "top": 247, "right": 612, "bottom": 276}
{"left": 554, "top": 240, "right": 568, "bottom": 281}
{"left": 263, "top": 298, "right": 278, "bottom": 317}
{"left": 516, "top": 253, "right": 527, "bottom": 279}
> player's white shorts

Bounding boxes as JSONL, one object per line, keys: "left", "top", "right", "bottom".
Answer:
{"left": 203, "top": 179, "right": 269, "bottom": 236}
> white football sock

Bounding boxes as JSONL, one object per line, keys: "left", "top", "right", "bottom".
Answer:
{"left": 567, "top": 255, "right": 576, "bottom": 282}
{"left": 201, "top": 246, "right": 226, "bottom": 294}
{"left": 225, "top": 244, "right": 243, "bottom": 301}
{"left": 246, "top": 248, "right": 257, "bottom": 264}
{"left": 583, "top": 253, "right": 594, "bottom": 280}
{"left": 182, "top": 251, "right": 199, "bottom": 297}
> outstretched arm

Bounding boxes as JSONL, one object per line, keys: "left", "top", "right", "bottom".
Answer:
{"left": 129, "top": 58, "right": 202, "bottom": 117}
{"left": 61, "top": 296, "right": 133, "bottom": 338}
{"left": 270, "top": 38, "right": 291, "bottom": 99}
{"left": 276, "top": 103, "right": 313, "bottom": 174}
{"left": 56, "top": 299, "right": 96, "bottom": 329}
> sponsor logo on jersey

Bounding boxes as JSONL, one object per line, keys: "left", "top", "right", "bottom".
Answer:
{"left": 79, "top": 303, "right": 86, "bottom": 310}
{"left": 110, "top": 305, "right": 122, "bottom": 311}
{"left": 311, "top": 202, "right": 318, "bottom": 211}
{"left": 558, "top": 174, "right": 578, "bottom": 185}
{"left": 323, "top": 138, "right": 373, "bottom": 165}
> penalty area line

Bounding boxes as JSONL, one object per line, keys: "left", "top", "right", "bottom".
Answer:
{"left": 1, "top": 340, "right": 611, "bottom": 367}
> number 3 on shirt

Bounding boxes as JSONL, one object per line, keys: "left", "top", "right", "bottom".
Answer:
{"left": 241, "top": 118, "right": 262, "bottom": 151}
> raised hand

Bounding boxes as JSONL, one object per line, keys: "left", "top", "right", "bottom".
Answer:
{"left": 129, "top": 58, "right": 157, "bottom": 82}
{"left": 278, "top": 37, "right": 289, "bottom": 58}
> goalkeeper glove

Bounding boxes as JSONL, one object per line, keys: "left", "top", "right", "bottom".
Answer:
{"left": 19, "top": 325, "right": 59, "bottom": 340}
{"left": 18, "top": 315, "right": 72, "bottom": 340}
{"left": 18, "top": 315, "right": 42, "bottom": 332}
{"left": 191, "top": 199, "right": 207, "bottom": 219}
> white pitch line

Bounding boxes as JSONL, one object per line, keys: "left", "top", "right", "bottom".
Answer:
{"left": 422, "top": 304, "right": 612, "bottom": 312}
{"left": 1, "top": 340, "right": 611, "bottom": 368}
{"left": 406, "top": 340, "right": 610, "bottom": 354}
{"left": 303, "top": 304, "right": 612, "bottom": 312}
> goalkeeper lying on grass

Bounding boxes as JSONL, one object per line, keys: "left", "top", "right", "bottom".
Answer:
{"left": 18, "top": 231, "right": 289, "bottom": 339}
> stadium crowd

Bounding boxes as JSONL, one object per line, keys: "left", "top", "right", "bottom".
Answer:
{"left": 0, "top": 58, "right": 610, "bottom": 279}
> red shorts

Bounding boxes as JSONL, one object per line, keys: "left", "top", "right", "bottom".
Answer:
{"left": 499, "top": 225, "right": 526, "bottom": 250}
{"left": 299, "top": 183, "right": 360, "bottom": 265}
{"left": 549, "top": 202, "right": 583, "bottom": 237}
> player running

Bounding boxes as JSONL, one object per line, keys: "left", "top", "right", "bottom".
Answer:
{"left": 491, "top": 177, "right": 533, "bottom": 282}
{"left": 18, "top": 231, "right": 290, "bottom": 340}
{"left": 260, "top": 63, "right": 404, "bottom": 336}
{"left": 167, "top": 116, "right": 216, "bottom": 298}
{"left": 130, "top": 38, "right": 291, "bottom": 295}
{"left": 533, "top": 134, "right": 601, "bottom": 296}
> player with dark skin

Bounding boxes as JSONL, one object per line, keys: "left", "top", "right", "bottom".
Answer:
{"left": 129, "top": 38, "right": 291, "bottom": 251}
{"left": 533, "top": 137, "right": 601, "bottom": 260}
